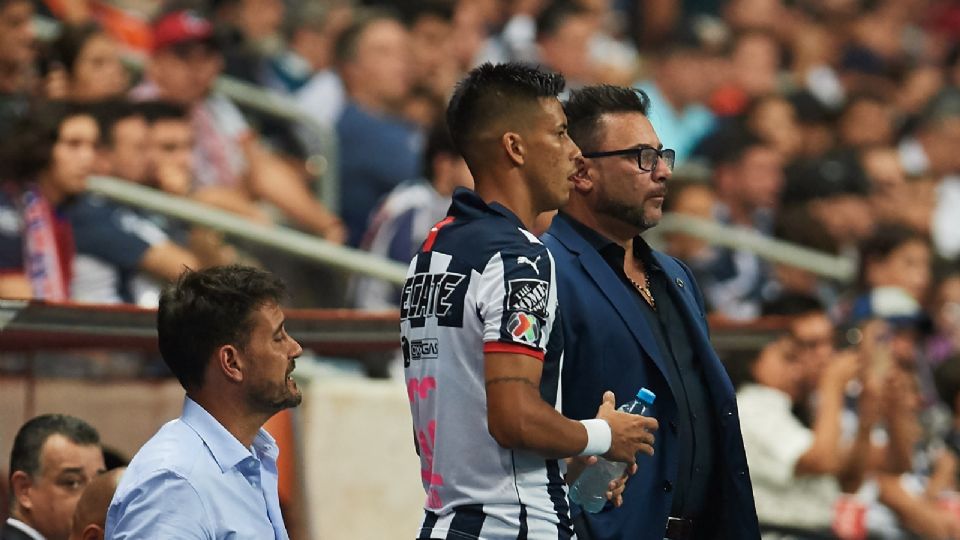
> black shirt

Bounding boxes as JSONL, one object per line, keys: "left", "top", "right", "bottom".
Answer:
{"left": 559, "top": 212, "right": 718, "bottom": 520}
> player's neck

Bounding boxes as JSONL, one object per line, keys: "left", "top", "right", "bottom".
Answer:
{"left": 474, "top": 176, "right": 537, "bottom": 231}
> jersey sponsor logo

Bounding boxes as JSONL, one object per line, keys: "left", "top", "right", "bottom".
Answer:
{"left": 410, "top": 338, "right": 439, "bottom": 361}
{"left": 400, "top": 271, "right": 468, "bottom": 327}
{"left": 508, "top": 311, "right": 541, "bottom": 345}
{"left": 517, "top": 255, "right": 541, "bottom": 275}
{"left": 507, "top": 279, "right": 548, "bottom": 316}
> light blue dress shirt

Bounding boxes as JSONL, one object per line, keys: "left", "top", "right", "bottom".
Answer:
{"left": 105, "top": 397, "right": 288, "bottom": 540}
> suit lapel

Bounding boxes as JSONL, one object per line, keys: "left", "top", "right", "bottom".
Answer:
{"left": 550, "top": 218, "right": 676, "bottom": 393}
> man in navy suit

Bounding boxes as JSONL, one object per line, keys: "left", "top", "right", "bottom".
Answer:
{"left": 542, "top": 85, "right": 760, "bottom": 540}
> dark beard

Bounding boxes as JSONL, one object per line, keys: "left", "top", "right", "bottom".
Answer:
{"left": 246, "top": 378, "right": 302, "bottom": 415}
{"left": 595, "top": 194, "right": 659, "bottom": 231}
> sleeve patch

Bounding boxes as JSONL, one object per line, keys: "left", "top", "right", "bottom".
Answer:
{"left": 507, "top": 279, "right": 548, "bottom": 317}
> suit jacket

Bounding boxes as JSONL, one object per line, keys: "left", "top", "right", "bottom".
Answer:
{"left": 543, "top": 216, "right": 760, "bottom": 540}
{"left": 1, "top": 521, "right": 40, "bottom": 540}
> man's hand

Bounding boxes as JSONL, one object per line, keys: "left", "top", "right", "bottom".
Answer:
{"left": 606, "top": 462, "right": 638, "bottom": 507}
{"left": 595, "top": 391, "right": 657, "bottom": 464}
{"left": 565, "top": 457, "right": 637, "bottom": 508}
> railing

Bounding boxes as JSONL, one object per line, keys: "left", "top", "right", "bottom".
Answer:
{"left": 646, "top": 214, "right": 857, "bottom": 283}
{"left": 213, "top": 77, "right": 341, "bottom": 212}
{"left": 86, "top": 176, "right": 408, "bottom": 284}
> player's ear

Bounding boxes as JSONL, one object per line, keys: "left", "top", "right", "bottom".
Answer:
{"left": 503, "top": 132, "right": 525, "bottom": 166}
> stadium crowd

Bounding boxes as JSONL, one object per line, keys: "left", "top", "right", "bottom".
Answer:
{"left": 5, "top": 0, "right": 960, "bottom": 537}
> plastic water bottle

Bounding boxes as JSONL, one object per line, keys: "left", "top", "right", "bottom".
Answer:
{"left": 568, "top": 388, "right": 656, "bottom": 513}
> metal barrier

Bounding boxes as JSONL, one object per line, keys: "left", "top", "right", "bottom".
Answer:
{"left": 647, "top": 214, "right": 857, "bottom": 283}
{"left": 213, "top": 76, "right": 341, "bottom": 212}
{"left": 86, "top": 176, "right": 408, "bottom": 284}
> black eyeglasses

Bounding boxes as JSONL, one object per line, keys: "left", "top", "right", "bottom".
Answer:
{"left": 582, "top": 147, "right": 676, "bottom": 172}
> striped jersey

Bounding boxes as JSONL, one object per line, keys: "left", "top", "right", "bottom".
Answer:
{"left": 401, "top": 188, "right": 573, "bottom": 539}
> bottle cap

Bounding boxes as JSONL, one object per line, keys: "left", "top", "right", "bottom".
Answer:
{"left": 636, "top": 387, "right": 656, "bottom": 405}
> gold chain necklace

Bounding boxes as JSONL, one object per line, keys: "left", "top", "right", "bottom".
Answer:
{"left": 627, "top": 273, "right": 656, "bottom": 310}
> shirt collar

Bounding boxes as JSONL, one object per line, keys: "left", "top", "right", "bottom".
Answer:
{"left": 450, "top": 187, "right": 527, "bottom": 230}
{"left": 557, "top": 212, "right": 661, "bottom": 271}
{"left": 180, "top": 397, "right": 278, "bottom": 473}
{"left": 6, "top": 518, "right": 45, "bottom": 540}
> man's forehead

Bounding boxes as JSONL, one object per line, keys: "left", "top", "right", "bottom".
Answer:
{"left": 39, "top": 434, "right": 103, "bottom": 471}
{"left": 598, "top": 111, "right": 659, "bottom": 147}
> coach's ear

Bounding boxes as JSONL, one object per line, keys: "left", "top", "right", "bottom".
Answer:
{"left": 571, "top": 156, "right": 593, "bottom": 193}
{"left": 502, "top": 132, "right": 525, "bottom": 166}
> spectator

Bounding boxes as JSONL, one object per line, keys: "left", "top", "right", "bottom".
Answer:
{"left": 782, "top": 149, "right": 874, "bottom": 249}
{"left": 863, "top": 146, "right": 934, "bottom": 236}
{"left": 45, "top": 23, "right": 129, "bottom": 102}
{"left": 352, "top": 121, "right": 471, "bottom": 310}
{"left": 285, "top": 1, "right": 354, "bottom": 128}
{"left": 134, "top": 8, "right": 345, "bottom": 242}
{"left": 743, "top": 94, "right": 803, "bottom": 163}
{"left": 838, "top": 92, "right": 894, "bottom": 150}
{"left": 402, "top": 1, "right": 458, "bottom": 109}
{"left": 0, "top": 102, "right": 99, "bottom": 300}
{"left": 0, "top": 0, "right": 35, "bottom": 137}
{"left": 69, "top": 100, "right": 198, "bottom": 305}
{"left": 4, "top": 414, "right": 105, "bottom": 540}
{"left": 765, "top": 205, "right": 842, "bottom": 310}
{"left": 535, "top": 0, "right": 596, "bottom": 89}
{"left": 659, "top": 179, "right": 716, "bottom": 304}
{"left": 106, "top": 265, "right": 302, "bottom": 538}
{"left": 737, "top": 337, "right": 879, "bottom": 535}
{"left": 855, "top": 223, "right": 932, "bottom": 306}
{"left": 334, "top": 9, "right": 423, "bottom": 245}
{"left": 67, "top": 468, "right": 124, "bottom": 540}
{"left": 634, "top": 37, "right": 717, "bottom": 165}
{"left": 927, "top": 272, "right": 960, "bottom": 366}
{"left": 703, "top": 131, "right": 783, "bottom": 319}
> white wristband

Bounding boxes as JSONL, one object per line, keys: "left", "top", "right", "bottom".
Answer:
{"left": 578, "top": 419, "right": 612, "bottom": 456}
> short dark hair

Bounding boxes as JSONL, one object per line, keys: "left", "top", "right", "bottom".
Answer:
{"left": 0, "top": 102, "right": 93, "bottom": 184}
{"left": 334, "top": 8, "right": 400, "bottom": 64}
{"left": 139, "top": 100, "right": 189, "bottom": 124}
{"left": 936, "top": 355, "right": 960, "bottom": 411}
{"left": 446, "top": 62, "right": 565, "bottom": 165}
{"left": 157, "top": 265, "right": 287, "bottom": 391}
{"left": 48, "top": 22, "right": 105, "bottom": 76}
{"left": 536, "top": 0, "right": 588, "bottom": 40}
{"left": 857, "top": 223, "right": 928, "bottom": 291}
{"left": 90, "top": 99, "right": 143, "bottom": 148}
{"left": 563, "top": 85, "right": 650, "bottom": 152}
{"left": 9, "top": 415, "right": 100, "bottom": 485}
{"left": 399, "top": 0, "right": 454, "bottom": 27}
{"left": 762, "top": 293, "right": 826, "bottom": 317}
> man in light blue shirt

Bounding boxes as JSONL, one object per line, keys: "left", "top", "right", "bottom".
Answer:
{"left": 106, "top": 265, "right": 303, "bottom": 539}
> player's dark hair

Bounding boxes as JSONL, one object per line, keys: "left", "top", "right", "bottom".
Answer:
{"left": 563, "top": 85, "right": 650, "bottom": 152}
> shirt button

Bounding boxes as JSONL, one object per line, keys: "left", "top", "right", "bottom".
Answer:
{"left": 669, "top": 421, "right": 678, "bottom": 434}
{"left": 663, "top": 480, "right": 673, "bottom": 492}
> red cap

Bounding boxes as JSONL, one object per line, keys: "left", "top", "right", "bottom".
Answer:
{"left": 152, "top": 10, "right": 214, "bottom": 52}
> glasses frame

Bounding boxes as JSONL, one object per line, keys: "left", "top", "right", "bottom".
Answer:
{"left": 582, "top": 146, "right": 676, "bottom": 172}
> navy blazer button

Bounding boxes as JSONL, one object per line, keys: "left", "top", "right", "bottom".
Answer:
{"left": 669, "top": 421, "right": 678, "bottom": 433}
{"left": 663, "top": 480, "right": 673, "bottom": 492}
{"left": 676, "top": 278, "right": 684, "bottom": 288}
{"left": 738, "top": 470, "right": 746, "bottom": 477}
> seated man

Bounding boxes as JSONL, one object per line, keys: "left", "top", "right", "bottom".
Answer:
{"left": 351, "top": 121, "right": 471, "bottom": 309}
{"left": 4, "top": 415, "right": 105, "bottom": 540}
{"left": 70, "top": 100, "right": 198, "bottom": 305}
{"left": 737, "top": 336, "right": 878, "bottom": 535}
{"left": 106, "top": 265, "right": 303, "bottom": 539}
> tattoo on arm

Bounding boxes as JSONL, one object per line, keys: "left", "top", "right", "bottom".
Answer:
{"left": 485, "top": 377, "right": 538, "bottom": 390}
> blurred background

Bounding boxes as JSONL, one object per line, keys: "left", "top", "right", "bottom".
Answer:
{"left": 4, "top": 0, "right": 960, "bottom": 538}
